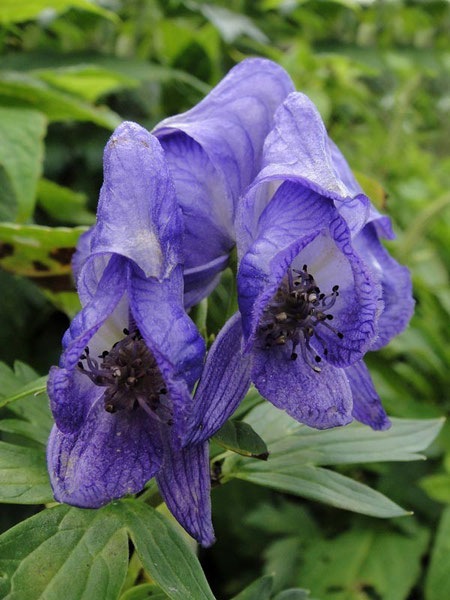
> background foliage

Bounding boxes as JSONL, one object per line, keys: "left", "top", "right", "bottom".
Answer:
{"left": 0, "top": 1, "right": 449, "bottom": 599}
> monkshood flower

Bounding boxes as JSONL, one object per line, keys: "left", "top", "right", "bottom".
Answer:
{"left": 47, "top": 122, "right": 216, "bottom": 546}
{"left": 153, "top": 58, "right": 295, "bottom": 307}
{"left": 232, "top": 92, "right": 414, "bottom": 431}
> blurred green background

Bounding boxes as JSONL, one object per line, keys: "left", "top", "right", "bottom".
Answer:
{"left": 0, "top": 1, "right": 449, "bottom": 599}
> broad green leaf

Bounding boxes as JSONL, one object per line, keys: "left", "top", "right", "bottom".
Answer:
{"left": 36, "top": 65, "right": 137, "bottom": 103}
{"left": 111, "top": 500, "right": 215, "bottom": 600}
{"left": 231, "top": 576, "right": 273, "bottom": 600}
{"left": 213, "top": 420, "right": 269, "bottom": 460}
{"left": 0, "top": 222, "right": 87, "bottom": 276}
{"left": 0, "top": 504, "right": 128, "bottom": 600}
{"left": 263, "top": 538, "right": 302, "bottom": 594}
{"left": 0, "top": 72, "right": 121, "bottom": 129}
{"left": 0, "top": 441, "right": 52, "bottom": 503}
{"left": 231, "top": 465, "right": 408, "bottom": 518}
{"left": 0, "top": 107, "right": 46, "bottom": 222}
{"left": 0, "top": 0, "right": 118, "bottom": 24}
{"left": 120, "top": 584, "right": 169, "bottom": 600}
{"left": 420, "top": 474, "right": 450, "bottom": 504}
{"left": 298, "top": 524, "right": 430, "bottom": 600}
{"left": 242, "top": 402, "right": 444, "bottom": 466}
{"left": 37, "top": 178, "right": 95, "bottom": 225}
{"left": 425, "top": 506, "right": 450, "bottom": 600}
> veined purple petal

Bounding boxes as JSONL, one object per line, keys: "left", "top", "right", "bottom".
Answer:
{"left": 156, "top": 441, "right": 214, "bottom": 548}
{"left": 47, "top": 398, "right": 163, "bottom": 508}
{"left": 128, "top": 263, "right": 206, "bottom": 445}
{"left": 236, "top": 93, "right": 370, "bottom": 248}
{"left": 355, "top": 223, "right": 414, "bottom": 350}
{"left": 346, "top": 360, "right": 391, "bottom": 430}
{"left": 185, "top": 313, "right": 252, "bottom": 446}
{"left": 183, "top": 254, "right": 229, "bottom": 309}
{"left": 49, "top": 254, "right": 128, "bottom": 434}
{"left": 92, "top": 121, "right": 182, "bottom": 279}
{"left": 155, "top": 58, "right": 294, "bottom": 220}
{"left": 252, "top": 345, "right": 353, "bottom": 429}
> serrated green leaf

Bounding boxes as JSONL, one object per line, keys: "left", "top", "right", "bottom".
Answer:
{"left": 111, "top": 500, "right": 215, "bottom": 600}
{"left": 0, "top": 375, "right": 47, "bottom": 409}
{"left": 0, "top": 222, "right": 87, "bottom": 277}
{"left": 120, "top": 584, "right": 169, "bottom": 600}
{"left": 0, "top": 71, "right": 121, "bottom": 128}
{"left": 231, "top": 575, "right": 273, "bottom": 600}
{"left": 0, "top": 107, "right": 46, "bottom": 223}
{"left": 0, "top": 441, "right": 52, "bottom": 503}
{"left": 0, "top": 0, "right": 118, "bottom": 24}
{"left": 299, "top": 524, "right": 430, "bottom": 600}
{"left": 0, "top": 504, "right": 128, "bottom": 600}
{"left": 426, "top": 506, "right": 450, "bottom": 600}
{"left": 37, "top": 178, "right": 95, "bottom": 225}
{"left": 213, "top": 420, "right": 269, "bottom": 460}
{"left": 232, "top": 465, "right": 408, "bottom": 518}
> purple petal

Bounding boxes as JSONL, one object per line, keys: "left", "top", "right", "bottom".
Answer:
{"left": 252, "top": 345, "right": 353, "bottom": 429}
{"left": 47, "top": 398, "right": 164, "bottom": 508}
{"left": 156, "top": 441, "right": 214, "bottom": 547}
{"left": 155, "top": 58, "right": 294, "bottom": 217}
{"left": 355, "top": 223, "right": 414, "bottom": 350}
{"left": 128, "top": 263, "right": 206, "bottom": 444}
{"left": 237, "top": 182, "right": 336, "bottom": 346}
{"left": 92, "top": 121, "right": 182, "bottom": 279}
{"left": 346, "top": 360, "right": 391, "bottom": 430}
{"left": 237, "top": 93, "right": 370, "bottom": 246}
{"left": 183, "top": 254, "right": 229, "bottom": 309}
{"left": 185, "top": 313, "right": 252, "bottom": 446}
{"left": 49, "top": 254, "right": 128, "bottom": 434}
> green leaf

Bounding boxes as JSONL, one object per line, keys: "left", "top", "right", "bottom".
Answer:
{"left": 0, "top": 72, "right": 121, "bottom": 129}
{"left": 111, "top": 500, "right": 216, "bottom": 600}
{"left": 231, "top": 576, "right": 273, "bottom": 600}
{"left": 298, "top": 524, "right": 430, "bottom": 600}
{"left": 0, "top": 375, "right": 47, "bottom": 410}
{"left": 0, "top": 504, "right": 129, "bottom": 600}
{"left": 213, "top": 420, "right": 269, "bottom": 460}
{"left": 0, "top": 361, "right": 52, "bottom": 445}
{"left": 195, "top": 5, "right": 268, "bottom": 44}
{"left": 0, "top": 0, "right": 118, "bottom": 24}
{"left": 273, "top": 590, "right": 312, "bottom": 600}
{"left": 0, "top": 222, "right": 87, "bottom": 277}
{"left": 0, "top": 441, "right": 52, "bottom": 504}
{"left": 120, "top": 584, "right": 169, "bottom": 600}
{"left": 36, "top": 65, "right": 137, "bottom": 103}
{"left": 37, "top": 178, "right": 95, "bottom": 225}
{"left": 426, "top": 506, "right": 450, "bottom": 600}
{"left": 231, "top": 465, "right": 409, "bottom": 518}
{"left": 420, "top": 474, "right": 450, "bottom": 504}
{"left": 0, "top": 107, "right": 46, "bottom": 223}
{"left": 354, "top": 170, "right": 387, "bottom": 211}
{"left": 241, "top": 402, "right": 444, "bottom": 466}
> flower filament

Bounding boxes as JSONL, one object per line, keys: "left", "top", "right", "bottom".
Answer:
{"left": 78, "top": 329, "right": 172, "bottom": 424}
{"left": 259, "top": 265, "right": 344, "bottom": 372}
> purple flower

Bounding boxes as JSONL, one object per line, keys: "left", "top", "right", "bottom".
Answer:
{"left": 205, "top": 91, "right": 413, "bottom": 432}
{"left": 231, "top": 92, "right": 414, "bottom": 430}
{"left": 153, "top": 58, "right": 295, "bottom": 307}
{"left": 47, "top": 122, "right": 215, "bottom": 546}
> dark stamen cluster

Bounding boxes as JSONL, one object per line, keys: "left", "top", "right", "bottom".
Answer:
{"left": 259, "top": 265, "right": 344, "bottom": 372}
{"left": 78, "top": 329, "right": 172, "bottom": 423}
